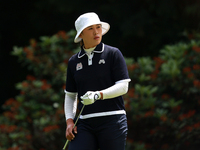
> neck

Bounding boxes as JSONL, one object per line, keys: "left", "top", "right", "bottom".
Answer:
{"left": 83, "top": 46, "right": 96, "bottom": 54}
{"left": 84, "top": 45, "right": 96, "bottom": 49}
{"left": 83, "top": 41, "right": 101, "bottom": 49}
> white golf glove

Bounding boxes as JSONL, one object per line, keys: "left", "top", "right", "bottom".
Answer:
{"left": 81, "top": 91, "right": 101, "bottom": 105}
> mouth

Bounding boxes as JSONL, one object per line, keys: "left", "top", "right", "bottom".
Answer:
{"left": 94, "top": 36, "right": 100, "bottom": 40}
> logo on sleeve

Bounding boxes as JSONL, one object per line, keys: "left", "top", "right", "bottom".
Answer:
{"left": 76, "top": 62, "right": 83, "bottom": 70}
{"left": 99, "top": 59, "right": 105, "bottom": 64}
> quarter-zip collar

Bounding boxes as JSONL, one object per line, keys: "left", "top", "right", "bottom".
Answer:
{"left": 78, "top": 42, "right": 104, "bottom": 58}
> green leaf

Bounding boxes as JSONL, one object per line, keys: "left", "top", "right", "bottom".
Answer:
{"left": 137, "top": 57, "right": 154, "bottom": 73}
{"left": 155, "top": 108, "right": 168, "bottom": 117}
{"left": 15, "top": 82, "right": 23, "bottom": 90}
{"left": 33, "top": 80, "right": 43, "bottom": 88}
{"left": 161, "top": 59, "right": 180, "bottom": 77}
{"left": 11, "top": 46, "right": 23, "bottom": 56}
{"left": 124, "top": 57, "right": 135, "bottom": 65}
{"left": 139, "top": 73, "right": 151, "bottom": 82}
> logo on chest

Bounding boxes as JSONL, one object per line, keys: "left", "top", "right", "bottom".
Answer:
{"left": 76, "top": 62, "right": 83, "bottom": 70}
{"left": 99, "top": 59, "right": 105, "bottom": 64}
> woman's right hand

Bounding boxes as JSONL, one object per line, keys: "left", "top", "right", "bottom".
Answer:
{"left": 66, "top": 118, "right": 77, "bottom": 141}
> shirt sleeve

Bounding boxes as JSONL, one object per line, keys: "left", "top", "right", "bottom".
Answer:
{"left": 111, "top": 49, "right": 130, "bottom": 82}
{"left": 65, "top": 60, "right": 77, "bottom": 92}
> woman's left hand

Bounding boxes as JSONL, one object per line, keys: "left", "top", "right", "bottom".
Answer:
{"left": 81, "top": 91, "right": 101, "bottom": 105}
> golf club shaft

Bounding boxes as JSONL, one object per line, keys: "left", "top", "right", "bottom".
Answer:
{"left": 62, "top": 105, "right": 85, "bottom": 150}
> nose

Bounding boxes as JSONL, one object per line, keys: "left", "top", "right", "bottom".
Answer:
{"left": 94, "top": 28, "right": 98, "bottom": 35}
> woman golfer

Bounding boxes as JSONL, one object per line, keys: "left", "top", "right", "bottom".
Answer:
{"left": 64, "top": 12, "right": 131, "bottom": 150}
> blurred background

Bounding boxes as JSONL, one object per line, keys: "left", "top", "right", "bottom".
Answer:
{"left": 0, "top": 0, "right": 200, "bottom": 149}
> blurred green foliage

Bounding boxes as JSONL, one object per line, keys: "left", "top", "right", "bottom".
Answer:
{"left": 0, "top": 30, "right": 200, "bottom": 150}
{"left": 0, "top": 30, "right": 77, "bottom": 150}
{"left": 125, "top": 34, "right": 200, "bottom": 150}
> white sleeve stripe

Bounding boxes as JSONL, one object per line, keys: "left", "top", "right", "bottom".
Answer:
{"left": 80, "top": 110, "right": 126, "bottom": 119}
{"left": 115, "top": 79, "right": 131, "bottom": 84}
{"left": 64, "top": 90, "right": 77, "bottom": 94}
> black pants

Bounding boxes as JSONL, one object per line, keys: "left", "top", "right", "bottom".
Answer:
{"left": 68, "top": 114, "right": 128, "bottom": 150}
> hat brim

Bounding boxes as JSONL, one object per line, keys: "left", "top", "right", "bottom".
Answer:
{"left": 74, "top": 22, "right": 110, "bottom": 43}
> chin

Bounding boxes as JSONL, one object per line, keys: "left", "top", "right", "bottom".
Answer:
{"left": 96, "top": 39, "right": 101, "bottom": 44}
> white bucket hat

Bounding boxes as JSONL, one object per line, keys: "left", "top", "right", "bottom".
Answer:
{"left": 74, "top": 12, "right": 110, "bottom": 43}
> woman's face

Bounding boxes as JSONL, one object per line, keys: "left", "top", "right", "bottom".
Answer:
{"left": 79, "top": 24, "right": 102, "bottom": 49}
